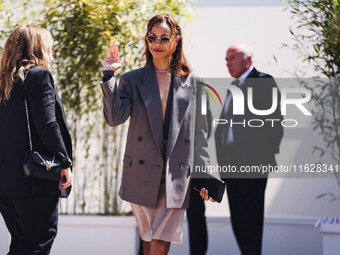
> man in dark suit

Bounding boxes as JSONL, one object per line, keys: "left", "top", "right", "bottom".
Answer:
{"left": 215, "top": 42, "right": 283, "bottom": 255}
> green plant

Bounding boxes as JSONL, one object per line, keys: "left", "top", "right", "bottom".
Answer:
{"left": 0, "top": 0, "right": 43, "bottom": 48}
{"left": 44, "top": 0, "right": 194, "bottom": 215}
{"left": 286, "top": 0, "right": 339, "bottom": 77}
{"left": 286, "top": 0, "right": 340, "bottom": 198}
{"left": 0, "top": 0, "right": 194, "bottom": 214}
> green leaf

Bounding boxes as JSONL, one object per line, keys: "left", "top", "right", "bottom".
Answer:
{"left": 273, "top": 54, "right": 278, "bottom": 63}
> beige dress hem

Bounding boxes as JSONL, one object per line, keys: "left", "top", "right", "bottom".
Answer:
{"left": 131, "top": 183, "right": 185, "bottom": 243}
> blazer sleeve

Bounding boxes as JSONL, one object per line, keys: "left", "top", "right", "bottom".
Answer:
{"left": 193, "top": 77, "right": 210, "bottom": 169}
{"left": 269, "top": 78, "right": 284, "bottom": 154}
{"left": 27, "top": 69, "right": 72, "bottom": 169}
{"left": 100, "top": 74, "right": 132, "bottom": 126}
{"left": 252, "top": 75, "right": 284, "bottom": 154}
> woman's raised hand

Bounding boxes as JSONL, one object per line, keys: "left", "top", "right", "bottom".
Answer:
{"left": 103, "top": 43, "right": 124, "bottom": 71}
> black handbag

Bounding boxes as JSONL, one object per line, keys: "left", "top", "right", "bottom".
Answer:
{"left": 22, "top": 99, "right": 61, "bottom": 181}
{"left": 193, "top": 171, "right": 226, "bottom": 203}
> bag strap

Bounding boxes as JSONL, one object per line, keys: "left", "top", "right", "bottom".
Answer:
{"left": 24, "top": 95, "right": 56, "bottom": 168}
{"left": 24, "top": 99, "right": 33, "bottom": 151}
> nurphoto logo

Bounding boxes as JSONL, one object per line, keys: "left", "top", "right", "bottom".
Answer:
{"left": 200, "top": 81, "right": 312, "bottom": 128}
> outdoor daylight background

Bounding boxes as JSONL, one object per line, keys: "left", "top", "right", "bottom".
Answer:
{"left": 0, "top": 0, "right": 339, "bottom": 254}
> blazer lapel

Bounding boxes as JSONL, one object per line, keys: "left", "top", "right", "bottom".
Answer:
{"left": 242, "top": 67, "right": 259, "bottom": 89}
{"left": 137, "top": 64, "right": 164, "bottom": 154}
{"left": 246, "top": 67, "right": 259, "bottom": 79}
{"left": 167, "top": 75, "right": 193, "bottom": 159}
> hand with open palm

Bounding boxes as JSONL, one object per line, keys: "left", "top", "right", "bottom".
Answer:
{"left": 103, "top": 43, "right": 124, "bottom": 72}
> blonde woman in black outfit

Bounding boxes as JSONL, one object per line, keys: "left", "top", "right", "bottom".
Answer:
{"left": 0, "top": 25, "right": 72, "bottom": 255}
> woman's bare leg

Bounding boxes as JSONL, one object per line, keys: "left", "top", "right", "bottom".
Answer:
{"left": 149, "top": 239, "right": 171, "bottom": 255}
{"left": 143, "top": 241, "right": 150, "bottom": 255}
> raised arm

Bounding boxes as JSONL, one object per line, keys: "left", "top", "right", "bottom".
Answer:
{"left": 100, "top": 43, "right": 132, "bottom": 126}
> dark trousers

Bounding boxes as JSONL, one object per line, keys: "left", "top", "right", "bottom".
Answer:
{"left": 186, "top": 185, "right": 208, "bottom": 255}
{"left": 224, "top": 178, "right": 267, "bottom": 255}
{"left": 0, "top": 193, "right": 59, "bottom": 255}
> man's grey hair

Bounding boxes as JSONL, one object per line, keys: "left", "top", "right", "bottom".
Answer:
{"left": 232, "top": 42, "right": 253, "bottom": 60}
{"left": 238, "top": 43, "right": 253, "bottom": 60}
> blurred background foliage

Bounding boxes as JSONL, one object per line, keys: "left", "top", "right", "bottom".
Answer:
{"left": 0, "top": 0, "right": 194, "bottom": 214}
{"left": 286, "top": 0, "right": 340, "bottom": 197}
{"left": 286, "top": 0, "right": 339, "bottom": 77}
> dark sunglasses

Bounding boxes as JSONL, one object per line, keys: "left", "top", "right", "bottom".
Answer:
{"left": 146, "top": 35, "right": 172, "bottom": 44}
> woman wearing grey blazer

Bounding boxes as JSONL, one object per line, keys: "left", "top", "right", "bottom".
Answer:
{"left": 100, "top": 14, "right": 209, "bottom": 255}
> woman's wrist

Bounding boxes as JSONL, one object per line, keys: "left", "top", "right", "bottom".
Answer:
{"left": 102, "top": 70, "right": 114, "bottom": 82}
{"left": 61, "top": 156, "right": 72, "bottom": 169}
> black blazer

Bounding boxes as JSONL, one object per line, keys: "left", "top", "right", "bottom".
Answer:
{"left": 215, "top": 68, "right": 283, "bottom": 168}
{"left": 0, "top": 66, "right": 72, "bottom": 198}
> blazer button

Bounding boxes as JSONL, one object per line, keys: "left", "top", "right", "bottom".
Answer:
{"left": 179, "top": 162, "right": 183, "bottom": 167}
{"left": 138, "top": 136, "right": 143, "bottom": 141}
{"left": 139, "top": 160, "right": 144, "bottom": 165}
{"left": 185, "top": 138, "right": 190, "bottom": 144}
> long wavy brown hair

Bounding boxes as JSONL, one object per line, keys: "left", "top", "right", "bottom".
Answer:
{"left": 0, "top": 25, "right": 53, "bottom": 106}
{"left": 143, "top": 14, "right": 192, "bottom": 78}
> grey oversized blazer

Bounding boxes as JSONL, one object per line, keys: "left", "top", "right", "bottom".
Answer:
{"left": 101, "top": 63, "right": 209, "bottom": 209}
